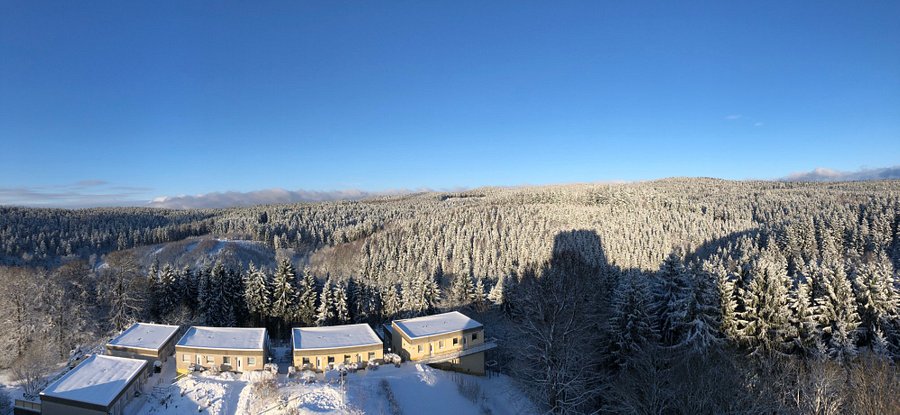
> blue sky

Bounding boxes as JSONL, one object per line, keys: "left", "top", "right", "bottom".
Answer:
{"left": 1, "top": 1, "right": 898, "bottom": 207}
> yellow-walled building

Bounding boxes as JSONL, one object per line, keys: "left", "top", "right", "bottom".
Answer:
{"left": 175, "top": 326, "right": 267, "bottom": 374}
{"left": 292, "top": 323, "right": 383, "bottom": 371}
{"left": 390, "top": 311, "right": 487, "bottom": 375}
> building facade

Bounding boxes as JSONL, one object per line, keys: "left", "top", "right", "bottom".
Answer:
{"left": 292, "top": 323, "right": 383, "bottom": 371}
{"left": 175, "top": 326, "right": 267, "bottom": 374}
{"left": 391, "top": 311, "right": 487, "bottom": 375}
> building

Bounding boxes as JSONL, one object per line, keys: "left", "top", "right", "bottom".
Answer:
{"left": 292, "top": 323, "right": 383, "bottom": 371}
{"left": 391, "top": 311, "right": 491, "bottom": 375}
{"left": 105, "top": 322, "right": 180, "bottom": 363}
{"left": 38, "top": 354, "right": 148, "bottom": 415}
{"left": 175, "top": 326, "right": 267, "bottom": 374}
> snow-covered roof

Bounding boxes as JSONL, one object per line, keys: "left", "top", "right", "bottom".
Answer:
{"left": 293, "top": 324, "right": 382, "bottom": 350}
{"left": 176, "top": 326, "right": 267, "bottom": 350}
{"left": 393, "top": 311, "right": 483, "bottom": 339}
{"left": 107, "top": 322, "right": 180, "bottom": 351}
{"left": 40, "top": 354, "right": 147, "bottom": 407}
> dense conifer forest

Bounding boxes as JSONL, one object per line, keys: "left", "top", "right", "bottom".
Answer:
{"left": 2, "top": 179, "right": 899, "bottom": 413}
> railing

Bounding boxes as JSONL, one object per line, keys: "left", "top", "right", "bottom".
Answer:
{"left": 414, "top": 341, "right": 497, "bottom": 365}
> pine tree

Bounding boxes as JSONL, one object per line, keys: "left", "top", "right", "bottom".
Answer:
{"left": 196, "top": 266, "right": 212, "bottom": 323}
{"left": 788, "top": 275, "right": 820, "bottom": 357}
{"left": 737, "top": 248, "right": 793, "bottom": 356}
{"left": 652, "top": 252, "right": 692, "bottom": 345}
{"left": 382, "top": 284, "right": 402, "bottom": 320}
{"left": 244, "top": 263, "right": 270, "bottom": 325}
{"left": 270, "top": 258, "right": 297, "bottom": 325}
{"left": 487, "top": 275, "right": 506, "bottom": 306}
{"left": 450, "top": 273, "right": 473, "bottom": 305}
{"left": 852, "top": 251, "right": 898, "bottom": 345}
{"left": 816, "top": 261, "right": 861, "bottom": 362}
{"left": 607, "top": 270, "right": 657, "bottom": 368}
{"left": 472, "top": 276, "right": 486, "bottom": 308}
{"left": 333, "top": 282, "right": 350, "bottom": 324}
{"left": 296, "top": 270, "right": 318, "bottom": 326}
{"left": 316, "top": 278, "right": 335, "bottom": 326}
{"left": 157, "top": 264, "right": 178, "bottom": 319}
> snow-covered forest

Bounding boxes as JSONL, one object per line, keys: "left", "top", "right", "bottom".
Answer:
{"left": 1, "top": 179, "right": 899, "bottom": 413}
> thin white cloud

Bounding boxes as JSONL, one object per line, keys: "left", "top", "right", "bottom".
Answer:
{"left": 147, "top": 188, "right": 425, "bottom": 209}
{"left": 0, "top": 180, "right": 152, "bottom": 208}
{"left": 780, "top": 166, "right": 900, "bottom": 182}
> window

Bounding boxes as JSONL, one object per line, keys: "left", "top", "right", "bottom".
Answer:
{"left": 417, "top": 345, "right": 423, "bottom": 353}
{"left": 453, "top": 337, "right": 459, "bottom": 345}
{"left": 472, "top": 332, "right": 479, "bottom": 341}
{"left": 248, "top": 357, "right": 256, "bottom": 365}
{"left": 222, "top": 356, "right": 231, "bottom": 365}
{"left": 439, "top": 340, "right": 444, "bottom": 349}
{"left": 182, "top": 354, "right": 190, "bottom": 362}
{"left": 206, "top": 356, "right": 215, "bottom": 363}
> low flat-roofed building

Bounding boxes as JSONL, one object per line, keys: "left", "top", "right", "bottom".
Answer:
{"left": 38, "top": 354, "right": 148, "bottom": 415}
{"left": 106, "top": 322, "right": 180, "bottom": 363}
{"left": 392, "top": 311, "right": 487, "bottom": 375}
{"left": 292, "top": 323, "right": 383, "bottom": 371}
{"left": 175, "top": 326, "right": 267, "bottom": 374}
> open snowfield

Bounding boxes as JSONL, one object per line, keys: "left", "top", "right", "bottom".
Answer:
{"left": 134, "top": 363, "right": 536, "bottom": 414}
{"left": 2, "top": 353, "right": 536, "bottom": 414}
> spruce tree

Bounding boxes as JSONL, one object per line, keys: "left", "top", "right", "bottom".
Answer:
{"left": 737, "top": 248, "right": 793, "bottom": 356}
{"left": 816, "top": 261, "right": 861, "bottom": 362}
{"left": 296, "top": 270, "right": 318, "bottom": 326}
{"left": 270, "top": 258, "right": 297, "bottom": 326}
{"left": 316, "top": 278, "right": 335, "bottom": 326}
{"left": 244, "top": 263, "right": 270, "bottom": 326}
{"left": 334, "top": 282, "right": 350, "bottom": 324}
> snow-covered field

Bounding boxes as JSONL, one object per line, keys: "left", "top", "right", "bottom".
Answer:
{"left": 135, "top": 363, "right": 536, "bottom": 414}
{"left": 2, "top": 353, "right": 536, "bottom": 414}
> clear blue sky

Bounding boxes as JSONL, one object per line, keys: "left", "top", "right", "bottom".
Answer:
{"left": 1, "top": 1, "right": 898, "bottom": 206}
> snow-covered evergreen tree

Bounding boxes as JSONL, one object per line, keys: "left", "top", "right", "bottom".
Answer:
{"left": 851, "top": 251, "right": 898, "bottom": 345}
{"left": 296, "top": 269, "right": 318, "bottom": 326}
{"left": 316, "top": 278, "right": 335, "bottom": 326}
{"left": 815, "top": 261, "right": 861, "bottom": 362}
{"left": 333, "top": 282, "right": 350, "bottom": 324}
{"left": 487, "top": 274, "right": 506, "bottom": 306}
{"left": 607, "top": 270, "right": 658, "bottom": 368}
{"left": 244, "top": 263, "right": 270, "bottom": 325}
{"left": 737, "top": 248, "right": 793, "bottom": 356}
{"left": 788, "top": 275, "right": 820, "bottom": 357}
{"left": 270, "top": 258, "right": 297, "bottom": 323}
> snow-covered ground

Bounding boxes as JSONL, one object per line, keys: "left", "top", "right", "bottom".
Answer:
{"left": 2, "top": 351, "right": 536, "bottom": 415}
{"left": 136, "top": 362, "right": 536, "bottom": 414}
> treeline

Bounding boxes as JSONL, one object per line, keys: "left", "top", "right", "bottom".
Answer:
{"left": 0, "top": 207, "right": 213, "bottom": 265}
{"left": 143, "top": 257, "right": 490, "bottom": 337}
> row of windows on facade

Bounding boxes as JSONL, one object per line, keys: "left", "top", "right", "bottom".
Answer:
{"left": 413, "top": 332, "right": 478, "bottom": 353}
{"left": 300, "top": 352, "right": 377, "bottom": 367}
{"left": 182, "top": 354, "right": 256, "bottom": 366}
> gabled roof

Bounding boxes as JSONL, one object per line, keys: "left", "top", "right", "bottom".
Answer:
{"left": 40, "top": 355, "right": 147, "bottom": 408}
{"left": 107, "top": 322, "right": 180, "bottom": 351}
{"left": 392, "top": 311, "right": 483, "bottom": 339}
{"left": 292, "top": 324, "right": 381, "bottom": 350}
{"left": 176, "top": 326, "right": 267, "bottom": 350}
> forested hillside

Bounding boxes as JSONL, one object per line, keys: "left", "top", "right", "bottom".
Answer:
{"left": 1, "top": 179, "right": 898, "bottom": 413}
